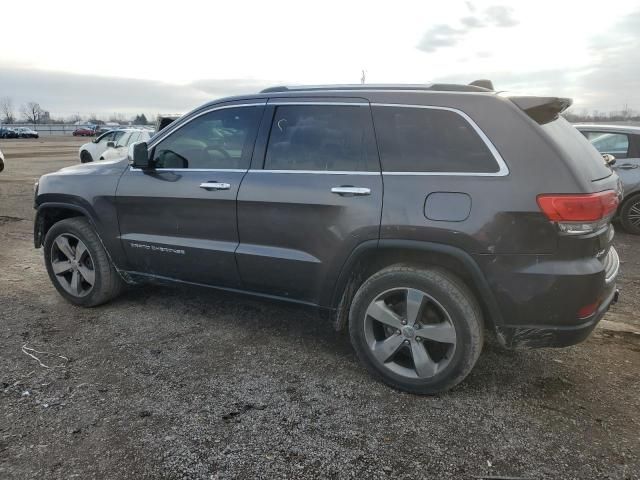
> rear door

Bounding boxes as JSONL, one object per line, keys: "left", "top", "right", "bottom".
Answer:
{"left": 236, "top": 99, "right": 383, "bottom": 305}
{"left": 116, "top": 102, "right": 264, "bottom": 287}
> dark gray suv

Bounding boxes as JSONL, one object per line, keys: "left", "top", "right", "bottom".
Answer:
{"left": 34, "top": 84, "right": 621, "bottom": 394}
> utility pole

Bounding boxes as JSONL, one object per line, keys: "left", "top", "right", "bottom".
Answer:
{"left": 361, "top": 69, "right": 366, "bottom": 84}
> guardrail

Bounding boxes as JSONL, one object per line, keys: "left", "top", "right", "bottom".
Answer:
{"left": 0, "top": 124, "right": 152, "bottom": 136}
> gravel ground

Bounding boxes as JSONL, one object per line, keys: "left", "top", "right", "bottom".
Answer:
{"left": 1, "top": 137, "right": 639, "bottom": 479}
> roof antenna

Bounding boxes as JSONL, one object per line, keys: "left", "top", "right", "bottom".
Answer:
{"left": 361, "top": 69, "right": 366, "bottom": 84}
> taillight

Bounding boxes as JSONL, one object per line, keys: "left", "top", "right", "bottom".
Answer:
{"left": 537, "top": 190, "right": 619, "bottom": 235}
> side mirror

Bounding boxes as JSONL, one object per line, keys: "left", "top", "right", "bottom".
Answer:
{"left": 106, "top": 141, "right": 115, "bottom": 148}
{"left": 129, "top": 141, "right": 151, "bottom": 169}
{"left": 602, "top": 153, "right": 616, "bottom": 166}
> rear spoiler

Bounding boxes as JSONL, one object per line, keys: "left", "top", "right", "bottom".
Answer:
{"left": 509, "top": 96, "right": 572, "bottom": 125}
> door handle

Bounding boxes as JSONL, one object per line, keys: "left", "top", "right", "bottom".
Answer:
{"left": 331, "top": 186, "right": 371, "bottom": 196}
{"left": 200, "top": 182, "right": 231, "bottom": 190}
{"left": 617, "top": 163, "right": 638, "bottom": 170}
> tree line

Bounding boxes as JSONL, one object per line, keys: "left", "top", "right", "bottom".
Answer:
{"left": 0, "top": 97, "right": 150, "bottom": 125}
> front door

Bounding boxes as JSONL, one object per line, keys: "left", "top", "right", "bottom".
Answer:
{"left": 116, "top": 103, "right": 264, "bottom": 287}
{"left": 236, "top": 100, "right": 383, "bottom": 305}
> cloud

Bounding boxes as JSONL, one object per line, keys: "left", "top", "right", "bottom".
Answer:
{"left": 417, "top": 4, "right": 519, "bottom": 54}
{"left": 0, "top": 66, "right": 270, "bottom": 118}
{"left": 417, "top": 25, "right": 464, "bottom": 53}
{"left": 484, "top": 5, "right": 518, "bottom": 27}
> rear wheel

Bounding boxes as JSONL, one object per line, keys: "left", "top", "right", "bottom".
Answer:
{"left": 80, "top": 150, "right": 93, "bottom": 163}
{"left": 44, "top": 217, "right": 123, "bottom": 307}
{"left": 349, "top": 265, "right": 483, "bottom": 395}
{"left": 620, "top": 194, "right": 640, "bottom": 235}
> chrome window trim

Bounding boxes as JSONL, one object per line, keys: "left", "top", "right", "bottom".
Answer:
{"left": 371, "top": 103, "right": 509, "bottom": 177}
{"left": 147, "top": 101, "right": 267, "bottom": 150}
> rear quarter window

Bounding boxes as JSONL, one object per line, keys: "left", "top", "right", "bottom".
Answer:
{"left": 542, "top": 119, "right": 612, "bottom": 181}
{"left": 372, "top": 106, "right": 500, "bottom": 173}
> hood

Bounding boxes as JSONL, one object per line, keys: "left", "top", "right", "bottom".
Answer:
{"left": 53, "top": 158, "right": 129, "bottom": 176}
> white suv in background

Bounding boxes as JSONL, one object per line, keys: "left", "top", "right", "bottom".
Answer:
{"left": 78, "top": 129, "right": 154, "bottom": 163}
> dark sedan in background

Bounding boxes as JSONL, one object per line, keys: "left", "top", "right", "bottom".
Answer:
{"left": 577, "top": 124, "right": 640, "bottom": 234}
{"left": 0, "top": 127, "right": 19, "bottom": 138}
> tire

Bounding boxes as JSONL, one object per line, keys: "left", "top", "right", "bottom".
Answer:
{"left": 620, "top": 193, "right": 640, "bottom": 235}
{"left": 349, "top": 265, "right": 483, "bottom": 395}
{"left": 80, "top": 150, "right": 93, "bottom": 163}
{"left": 43, "top": 217, "right": 124, "bottom": 307}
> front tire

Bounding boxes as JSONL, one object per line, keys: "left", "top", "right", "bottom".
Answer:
{"left": 44, "top": 217, "right": 123, "bottom": 307}
{"left": 80, "top": 150, "right": 93, "bottom": 163}
{"left": 349, "top": 265, "right": 483, "bottom": 395}
{"left": 620, "top": 193, "right": 640, "bottom": 235}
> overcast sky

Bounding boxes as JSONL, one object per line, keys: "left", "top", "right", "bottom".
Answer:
{"left": 1, "top": 0, "right": 638, "bottom": 119}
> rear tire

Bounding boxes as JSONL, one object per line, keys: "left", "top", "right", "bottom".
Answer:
{"left": 620, "top": 193, "right": 640, "bottom": 235}
{"left": 349, "top": 265, "right": 483, "bottom": 395}
{"left": 44, "top": 217, "right": 124, "bottom": 307}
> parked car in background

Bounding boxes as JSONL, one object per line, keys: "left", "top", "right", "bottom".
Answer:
{"left": 78, "top": 130, "right": 125, "bottom": 163}
{"left": 0, "top": 127, "right": 19, "bottom": 139}
{"left": 14, "top": 127, "right": 39, "bottom": 138}
{"left": 576, "top": 125, "right": 640, "bottom": 234}
{"left": 35, "top": 83, "right": 621, "bottom": 394}
{"left": 99, "top": 129, "right": 153, "bottom": 161}
{"left": 93, "top": 126, "right": 113, "bottom": 136}
{"left": 0, "top": 148, "right": 4, "bottom": 172}
{"left": 156, "top": 115, "right": 181, "bottom": 132}
{"left": 73, "top": 127, "right": 95, "bottom": 137}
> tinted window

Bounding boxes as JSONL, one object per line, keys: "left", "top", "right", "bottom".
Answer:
{"left": 113, "top": 131, "right": 125, "bottom": 142}
{"left": 372, "top": 106, "right": 499, "bottom": 173}
{"left": 153, "top": 106, "right": 262, "bottom": 169}
{"left": 264, "top": 105, "right": 378, "bottom": 171}
{"left": 582, "top": 131, "right": 629, "bottom": 159}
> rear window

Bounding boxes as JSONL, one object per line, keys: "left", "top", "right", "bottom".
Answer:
{"left": 372, "top": 106, "right": 500, "bottom": 173}
{"left": 542, "top": 118, "right": 612, "bottom": 181}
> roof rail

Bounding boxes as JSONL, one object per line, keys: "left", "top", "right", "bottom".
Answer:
{"left": 259, "top": 83, "right": 493, "bottom": 94}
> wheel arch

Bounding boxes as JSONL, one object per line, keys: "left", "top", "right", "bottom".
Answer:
{"left": 329, "top": 239, "right": 503, "bottom": 332}
{"left": 34, "top": 202, "right": 94, "bottom": 248}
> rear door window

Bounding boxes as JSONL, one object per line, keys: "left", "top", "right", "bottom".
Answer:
{"left": 581, "top": 131, "right": 630, "bottom": 159}
{"left": 264, "top": 104, "right": 378, "bottom": 172}
{"left": 372, "top": 106, "right": 500, "bottom": 173}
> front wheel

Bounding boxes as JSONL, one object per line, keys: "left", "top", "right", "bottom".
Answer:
{"left": 80, "top": 151, "right": 93, "bottom": 163}
{"left": 44, "top": 217, "right": 124, "bottom": 307}
{"left": 620, "top": 194, "right": 640, "bottom": 235}
{"left": 349, "top": 265, "right": 483, "bottom": 395}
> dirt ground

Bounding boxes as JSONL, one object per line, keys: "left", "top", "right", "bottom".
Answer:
{"left": 1, "top": 137, "right": 639, "bottom": 479}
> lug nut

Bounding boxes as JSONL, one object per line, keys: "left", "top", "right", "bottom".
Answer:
{"left": 396, "top": 329, "right": 401, "bottom": 335}
{"left": 416, "top": 337, "right": 422, "bottom": 342}
{"left": 403, "top": 340, "right": 410, "bottom": 345}
{"left": 401, "top": 320, "right": 407, "bottom": 325}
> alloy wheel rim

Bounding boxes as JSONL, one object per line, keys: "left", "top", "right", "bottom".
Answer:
{"left": 628, "top": 201, "right": 640, "bottom": 228}
{"left": 50, "top": 233, "right": 95, "bottom": 297}
{"left": 363, "top": 288, "right": 457, "bottom": 379}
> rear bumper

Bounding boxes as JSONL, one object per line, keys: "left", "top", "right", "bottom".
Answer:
{"left": 496, "top": 285, "right": 619, "bottom": 348}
